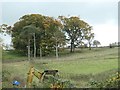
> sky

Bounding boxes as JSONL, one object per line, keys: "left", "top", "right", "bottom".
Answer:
{"left": 0, "top": 0, "right": 119, "bottom": 46}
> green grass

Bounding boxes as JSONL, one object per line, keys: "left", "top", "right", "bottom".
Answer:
{"left": 2, "top": 50, "right": 27, "bottom": 62}
{"left": 46, "top": 59, "right": 117, "bottom": 74}
{"left": 2, "top": 47, "right": 118, "bottom": 88}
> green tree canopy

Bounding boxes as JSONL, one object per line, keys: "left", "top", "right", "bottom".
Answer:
{"left": 59, "top": 16, "right": 94, "bottom": 52}
{"left": 12, "top": 14, "right": 65, "bottom": 57}
{"left": 93, "top": 40, "right": 101, "bottom": 47}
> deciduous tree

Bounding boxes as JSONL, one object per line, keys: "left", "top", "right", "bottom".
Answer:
{"left": 59, "top": 16, "right": 93, "bottom": 52}
{"left": 93, "top": 40, "right": 101, "bottom": 47}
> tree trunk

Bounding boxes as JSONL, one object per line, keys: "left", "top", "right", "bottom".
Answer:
{"left": 70, "top": 40, "right": 74, "bottom": 53}
{"left": 55, "top": 42, "right": 58, "bottom": 59}
{"left": 96, "top": 45, "right": 97, "bottom": 48}
{"left": 70, "top": 41, "right": 73, "bottom": 52}
{"left": 28, "top": 39, "right": 31, "bottom": 61}
{"left": 70, "top": 43, "right": 72, "bottom": 52}
{"left": 33, "top": 33, "right": 36, "bottom": 59}
{"left": 89, "top": 42, "right": 91, "bottom": 50}
{"left": 73, "top": 43, "right": 75, "bottom": 52}
{"left": 39, "top": 45, "right": 42, "bottom": 59}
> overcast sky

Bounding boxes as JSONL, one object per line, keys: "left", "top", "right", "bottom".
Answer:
{"left": 0, "top": 0, "right": 119, "bottom": 46}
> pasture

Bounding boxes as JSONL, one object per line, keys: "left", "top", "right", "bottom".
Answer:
{"left": 2, "top": 47, "right": 118, "bottom": 88}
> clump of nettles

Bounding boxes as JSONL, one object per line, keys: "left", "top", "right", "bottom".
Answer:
{"left": 31, "top": 76, "right": 75, "bottom": 88}
{"left": 89, "top": 72, "right": 120, "bottom": 88}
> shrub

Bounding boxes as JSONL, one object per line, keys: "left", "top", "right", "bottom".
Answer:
{"left": 89, "top": 72, "right": 120, "bottom": 88}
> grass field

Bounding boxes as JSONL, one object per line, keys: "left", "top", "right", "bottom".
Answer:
{"left": 2, "top": 47, "right": 118, "bottom": 88}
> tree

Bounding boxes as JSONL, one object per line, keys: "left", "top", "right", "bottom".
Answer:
{"left": 54, "top": 30, "right": 65, "bottom": 59}
{"left": 0, "top": 38, "right": 3, "bottom": 46}
{"left": 20, "top": 26, "right": 33, "bottom": 61}
{"left": 51, "top": 19, "right": 65, "bottom": 58}
{"left": 0, "top": 25, "right": 3, "bottom": 46}
{"left": 93, "top": 40, "right": 101, "bottom": 47}
{"left": 11, "top": 14, "right": 94, "bottom": 58}
{"left": 0, "top": 24, "right": 12, "bottom": 35}
{"left": 12, "top": 14, "right": 65, "bottom": 58}
{"left": 0, "top": 24, "right": 12, "bottom": 49}
{"left": 42, "top": 17, "right": 65, "bottom": 58}
{"left": 85, "top": 27, "right": 94, "bottom": 50}
{"left": 110, "top": 42, "right": 119, "bottom": 47}
{"left": 20, "top": 25, "right": 38, "bottom": 60}
{"left": 12, "top": 14, "right": 45, "bottom": 57}
{"left": 59, "top": 16, "right": 93, "bottom": 52}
